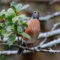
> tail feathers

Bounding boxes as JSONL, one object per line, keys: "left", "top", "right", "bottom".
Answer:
{"left": 18, "top": 48, "right": 24, "bottom": 55}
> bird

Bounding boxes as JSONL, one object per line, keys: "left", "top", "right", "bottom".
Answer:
{"left": 23, "top": 11, "right": 40, "bottom": 47}
{"left": 18, "top": 11, "right": 40, "bottom": 54}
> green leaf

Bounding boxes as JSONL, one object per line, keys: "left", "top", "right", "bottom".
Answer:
{"left": 1, "top": 30, "right": 5, "bottom": 40}
{"left": 10, "top": 2, "right": 29, "bottom": 12}
{"left": 5, "top": 21, "right": 13, "bottom": 26}
{"left": 6, "top": 32, "right": 13, "bottom": 37}
{"left": 0, "top": 23, "right": 5, "bottom": 31}
{"left": 10, "top": 2, "right": 16, "bottom": 12}
{"left": 5, "top": 8, "right": 16, "bottom": 22}
{"left": 12, "top": 16, "right": 22, "bottom": 24}
{"left": 8, "top": 34, "right": 16, "bottom": 45}
{"left": 1, "top": 30, "right": 5, "bottom": 36}
{"left": 7, "top": 25, "right": 14, "bottom": 32}
{"left": 19, "top": 14, "right": 30, "bottom": 20}
{"left": 0, "top": 9, "right": 5, "bottom": 20}
{"left": 10, "top": 2, "right": 16, "bottom": 7}
{"left": 20, "top": 32, "right": 31, "bottom": 40}
{"left": 12, "top": 16, "right": 18, "bottom": 23}
{"left": 17, "top": 26, "right": 23, "bottom": 33}
{"left": 12, "top": 15, "right": 29, "bottom": 23}
{"left": 0, "top": 23, "right": 3, "bottom": 26}
{"left": 15, "top": 4, "right": 22, "bottom": 12}
{"left": 21, "top": 22, "right": 28, "bottom": 27}
{"left": 1, "top": 35, "right": 4, "bottom": 40}
{"left": 20, "top": 4, "right": 29, "bottom": 11}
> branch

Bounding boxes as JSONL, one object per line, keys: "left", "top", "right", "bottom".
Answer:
{"left": 40, "top": 49, "right": 60, "bottom": 53}
{"left": 23, "top": 39, "right": 60, "bottom": 53}
{"left": 38, "top": 22, "right": 60, "bottom": 46}
{"left": 40, "top": 38, "right": 60, "bottom": 48}
{"left": 0, "top": 39, "right": 60, "bottom": 55}
{"left": 49, "top": 0, "right": 60, "bottom": 5}
{"left": 1, "top": 37, "right": 60, "bottom": 53}
{"left": 23, "top": 49, "right": 60, "bottom": 53}
{"left": 0, "top": 50, "right": 18, "bottom": 55}
{"left": 26, "top": 38, "right": 60, "bottom": 51}
{"left": 39, "top": 22, "right": 60, "bottom": 46}
{"left": 1, "top": 49, "right": 60, "bottom": 55}
{"left": 38, "top": 29, "right": 60, "bottom": 38}
{"left": 39, "top": 12, "right": 60, "bottom": 21}
{"left": 51, "top": 23, "right": 60, "bottom": 30}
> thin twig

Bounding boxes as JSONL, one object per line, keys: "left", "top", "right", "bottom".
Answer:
{"left": 38, "top": 29, "right": 60, "bottom": 38}
{"left": 40, "top": 38, "right": 60, "bottom": 48}
{"left": 49, "top": 0, "right": 59, "bottom": 5}
{"left": 39, "top": 12, "right": 60, "bottom": 21}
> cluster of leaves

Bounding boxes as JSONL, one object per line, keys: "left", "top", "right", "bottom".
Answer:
{"left": 0, "top": 2, "right": 31, "bottom": 45}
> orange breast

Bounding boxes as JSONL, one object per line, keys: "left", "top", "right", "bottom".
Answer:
{"left": 23, "top": 19, "right": 40, "bottom": 43}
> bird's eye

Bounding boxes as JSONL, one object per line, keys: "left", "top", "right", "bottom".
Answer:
{"left": 34, "top": 11, "right": 36, "bottom": 13}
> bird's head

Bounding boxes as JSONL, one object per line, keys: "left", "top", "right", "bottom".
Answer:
{"left": 34, "top": 11, "right": 39, "bottom": 15}
{"left": 31, "top": 11, "right": 39, "bottom": 19}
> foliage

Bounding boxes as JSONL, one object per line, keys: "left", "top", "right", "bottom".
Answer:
{"left": 0, "top": 2, "right": 31, "bottom": 45}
